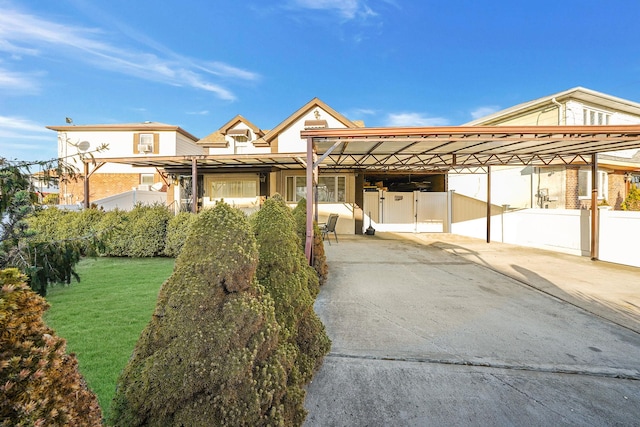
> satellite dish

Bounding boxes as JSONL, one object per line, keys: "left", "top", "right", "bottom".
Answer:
{"left": 77, "top": 141, "right": 90, "bottom": 151}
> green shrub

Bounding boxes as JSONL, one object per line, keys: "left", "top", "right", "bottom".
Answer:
{"left": 622, "top": 184, "right": 640, "bottom": 211}
{"left": 292, "top": 198, "right": 328, "bottom": 287}
{"left": 252, "top": 195, "right": 331, "bottom": 424}
{"left": 0, "top": 268, "right": 102, "bottom": 426}
{"left": 42, "top": 193, "right": 59, "bottom": 206}
{"left": 110, "top": 203, "right": 291, "bottom": 426}
{"left": 163, "top": 211, "right": 198, "bottom": 257}
{"left": 126, "top": 204, "right": 172, "bottom": 257}
{"left": 96, "top": 209, "right": 130, "bottom": 257}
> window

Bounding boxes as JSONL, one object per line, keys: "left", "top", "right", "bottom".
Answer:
{"left": 578, "top": 169, "right": 608, "bottom": 199}
{"left": 286, "top": 175, "right": 346, "bottom": 203}
{"left": 140, "top": 174, "right": 154, "bottom": 185}
{"left": 133, "top": 133, "right": 159, "bottom": 154}
{"left": 211, "top": 180, "right": 257, "bottom": 198}
{"left": 582, "top": 108, "right": 611, "bottom": 125}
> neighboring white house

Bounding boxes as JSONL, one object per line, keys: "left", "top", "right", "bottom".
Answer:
{"left": 449, "top": 87, "right": 640, "bottom": 210}
{"left": 46, "top": 122, "right": 202, "bottom": 207}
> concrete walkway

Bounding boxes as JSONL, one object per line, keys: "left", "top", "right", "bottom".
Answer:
{"left": 304, "top": 233, "right": 640, "bottom": 426}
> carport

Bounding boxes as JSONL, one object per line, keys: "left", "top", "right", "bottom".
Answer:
{"left": 300, "top": 125, "right": 640, "bottom": 262}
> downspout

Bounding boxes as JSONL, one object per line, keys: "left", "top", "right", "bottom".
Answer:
{"left": 551, "top": 97, "right": 564, "bottom": 125}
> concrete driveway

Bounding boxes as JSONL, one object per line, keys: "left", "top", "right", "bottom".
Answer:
{"left": 304, "top": 233, "right": 640, "bottom": 426}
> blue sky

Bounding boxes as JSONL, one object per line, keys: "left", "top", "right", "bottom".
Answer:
{"left": 2, "top": 0, "right": 640, "bottom": 161}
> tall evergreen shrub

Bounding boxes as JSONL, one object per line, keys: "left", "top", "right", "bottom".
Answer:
{"left": 110, "top": 203, "right": 290, "bottom": 426}
{"left": 252, "top": 195, "right": 331, "bottom": 424}
{"left": 622, "top": 184, "right": 640, "bottom": 211}
{"left": 0, "top": 268, "right": 102, "bottom": 426}
{"left": 292, "top": 198, "right": 328, "bottom": 286}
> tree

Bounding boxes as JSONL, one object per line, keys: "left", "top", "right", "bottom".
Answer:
{"left": 0, "top": 268, "right": 102, "bottom": 426}
{"left": 0, "top": 142, "right": 107, "bottom": 295}
{"left": 621, "top": 184, "right": 640, "bottom": 211}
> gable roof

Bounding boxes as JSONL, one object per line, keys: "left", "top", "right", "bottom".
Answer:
{"left": 46, "top": 122, "right": 199, "bottom": 141}
{"left": 198, "top": 115, "right": 266, "bottom": 148}
{"left": 465, "top": 87, "right": 640, "bottom": 126}
{"left": 217, "top": 115, "right": 264, "bottom": 136}
{"left": 260, "top": 97, "right": 359, "bottom": 145}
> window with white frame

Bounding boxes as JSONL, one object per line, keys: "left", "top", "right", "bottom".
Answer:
{"left": 582, "top": 108, "right": 611, "bottom": 125}
{"left": 578, "top": 169, "right": 608, "bottom": 199}
{"left": 138, "top": 133, "right": 154, "bottom": 153}
{"left": 286, "top": 175, "right": 346, "bottom": 203}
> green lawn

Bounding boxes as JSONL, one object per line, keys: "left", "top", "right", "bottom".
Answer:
{"left": 44, "top": 257, "right": 175, "bottom": 419}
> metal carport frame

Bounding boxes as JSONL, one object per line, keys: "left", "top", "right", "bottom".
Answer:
{"left": 301, "top": 125, "right": 640, "bottom": 263}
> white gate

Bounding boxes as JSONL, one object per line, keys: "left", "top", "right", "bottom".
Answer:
{"left": 363, "top": 190, "right": 450, "bottom": 233}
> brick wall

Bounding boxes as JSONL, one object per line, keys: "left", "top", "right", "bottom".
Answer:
{"left": 608, "top": 172, "right": 626, "bottom": 210}
{"left": 565, "top": 167, "right": 580, "bottom": 209}
{"left": 59, "top": 173, "right": 168, "bottom": 206}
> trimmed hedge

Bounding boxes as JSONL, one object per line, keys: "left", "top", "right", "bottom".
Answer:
{"left": 0, "top": 268, "right": 102, "bottom": 426}
{"left": 163, "top": 212, "right": 197, "bottom": 257}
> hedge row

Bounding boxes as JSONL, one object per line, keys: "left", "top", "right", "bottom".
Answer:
{"left": 28, "top": 204, "right": 192, "bottom": 258}
{"left": 28, "top": 200, "right": 329, "bottom": 284}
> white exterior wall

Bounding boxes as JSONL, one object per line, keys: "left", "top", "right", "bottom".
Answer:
{"left": 59, "top": 129, "right": 200, "bottom": 174}
{"left": 278, "top": 108, "right": 349, "bottom": 153}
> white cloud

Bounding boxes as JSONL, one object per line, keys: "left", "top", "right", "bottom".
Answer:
{"left": 351, "top": 108, "right": 377, "bottom": 116}
{"left": 0, "top": 115, "right": 52, "bottom": 159}
{"left": 186, "top": 110, "right": 210, "bottom": 116}
{"left": 288, "top": 0, "right": 378, "bottom": 20}
{"left": 385, "top": 113, "right": 450, "bottom": 127}
{"left": 0, "top": 67, "right": 40, "bottom": 93}
{"left": 0, "top": 6, "right": 258, "bottom": 100}
{"left": 0, "top": 115, "right": 49, "bottom": 135}
{"left": 470, "top": 105, "right": 501, "bottom": 120}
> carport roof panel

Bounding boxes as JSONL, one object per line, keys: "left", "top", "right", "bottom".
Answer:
{"left": 88, "top": 153, "right": 309, "bottom": 169}
{"left": 304, "top": 125, "right": 640, "bottom": 167}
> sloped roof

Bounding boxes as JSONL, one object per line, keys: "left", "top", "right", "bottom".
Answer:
{"left": 301, "top": 125, "right": 640, "bottom": 172}
{"left": 261, "top": 97, "right": 359, "bottom": 144}
{"left": 217, "top": 114, "right": 264, "bottom": 136}
{"left": 46, "top": 122, "right": 199, "bottom": 141}
{"left": 465, "top": 87, "right": 640, "bottom": 126}
{"left": 197, "top": 130, "right": 227, "bottom": 148}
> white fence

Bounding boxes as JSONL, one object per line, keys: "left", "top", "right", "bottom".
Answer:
{"left": 452, "top": 204, "right": 640, "bottom": 267}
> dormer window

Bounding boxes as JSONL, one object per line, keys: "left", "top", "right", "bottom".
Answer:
{"left": 227, "top": 128, "right": 251, "bottom": 154}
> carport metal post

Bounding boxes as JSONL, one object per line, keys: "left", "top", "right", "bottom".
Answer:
{"left": 305, "top": 137, "right": 314, "bottom": 263}
{"left": 191, "top": 157, "right": 198, "bottom": 213}
{"left": 591, "top": 154, "right": 599, "bottom": 260}
{"left": 83, "top": 161, "right": 90, "bottom": 209}
{"left": 486, "top": 166, "right": 491, "bottom": 243}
